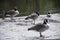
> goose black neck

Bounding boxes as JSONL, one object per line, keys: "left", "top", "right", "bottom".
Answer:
{"left": 14, "top": 7, "right": 18, "bottom": 11}
{"left": 36, "top": 12, "right": 39, "bottom": 16}
{"left": 14, "top": 9, "right": 18, "bottom": 11}
{"left": 43, "top": 21, "right": 47, "bottom": 24}
{"left": 43, "top": 19, "right": 48, "bottom": 24}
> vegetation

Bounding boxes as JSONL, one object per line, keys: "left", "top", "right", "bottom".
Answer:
{"left": 0, "top": 0, "right": 60, "bottom": 17}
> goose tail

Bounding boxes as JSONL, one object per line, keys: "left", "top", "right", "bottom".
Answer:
{"left": 2, "top": 10, "right": 6, "bottom": 19}
{"left": 28, "top": 28, "right": 32, "bottom": 31}
{"left": 25, "top": 17, "right": 29, "bottom": 20}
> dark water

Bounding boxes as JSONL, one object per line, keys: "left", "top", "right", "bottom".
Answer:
{"left": 0, "top": 0, "right": 60, "bottom": 16}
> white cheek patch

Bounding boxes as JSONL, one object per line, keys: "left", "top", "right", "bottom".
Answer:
{"left": 13, "top": 10, "right": 19, "bottom": 16}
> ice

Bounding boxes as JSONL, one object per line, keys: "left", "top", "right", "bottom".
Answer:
{"left": 0, "top": 14, "right": 60, "bottom": 40}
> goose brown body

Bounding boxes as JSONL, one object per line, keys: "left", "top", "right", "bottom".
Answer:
{"left": 5, "top": 10, "right": 16, "bottom": 16}
{"left": 25, "top": 12, "right": 39, "bottom": 24}
{"left": 28, "top": 23, "right": 49, "bottom": 32}
{"left": 25, "top": 14, "right": 38, "bottom": 20}
{"left": 4, "top": 7, "right": 19, "bottom": 20}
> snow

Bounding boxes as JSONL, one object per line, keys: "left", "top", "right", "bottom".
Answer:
{"left": 0, "top": 13, "right": 60, "bottom": 40}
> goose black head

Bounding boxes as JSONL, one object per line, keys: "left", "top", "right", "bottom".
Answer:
{"left": 48, "top": 12, "right": 50, "bottom": 14}
{"left": 43, "top": 19, "right": 48, "bottom": 24}
{"left": 14, "top": 7, "right": 18, "bottom": 11}
{"left": 36, "top": 12, "right": 39, "bottom": 16}
{"left": 47, "top": 12, "right": 51, "bottom": 17}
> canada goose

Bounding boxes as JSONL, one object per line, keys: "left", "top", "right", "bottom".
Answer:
{"left": 25, "top": 12, "right": 39, "bottom": 24}
{"left": 4, "top": 7, "right": 19, "bottom": 20}
{"left": 47, "top": 12, "right": 51, "bottom": 17}
{"left": 28, "top": 19, "right": 49, "bottom": 37}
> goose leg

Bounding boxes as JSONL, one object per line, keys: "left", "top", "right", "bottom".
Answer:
{"left": 34, "top": 20, "right": 35, "bottom": 25}
{"left": 31, "top": 20, "right": 35, "bottom": 25}
{"left": 2, "top": 10, "right": 5, "bottom": 20}
{"left": 11, "top": 15, "right": 13, "bottom": 20}
{"left": 40, "top": 32, "right": 42, "bottom": 37}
